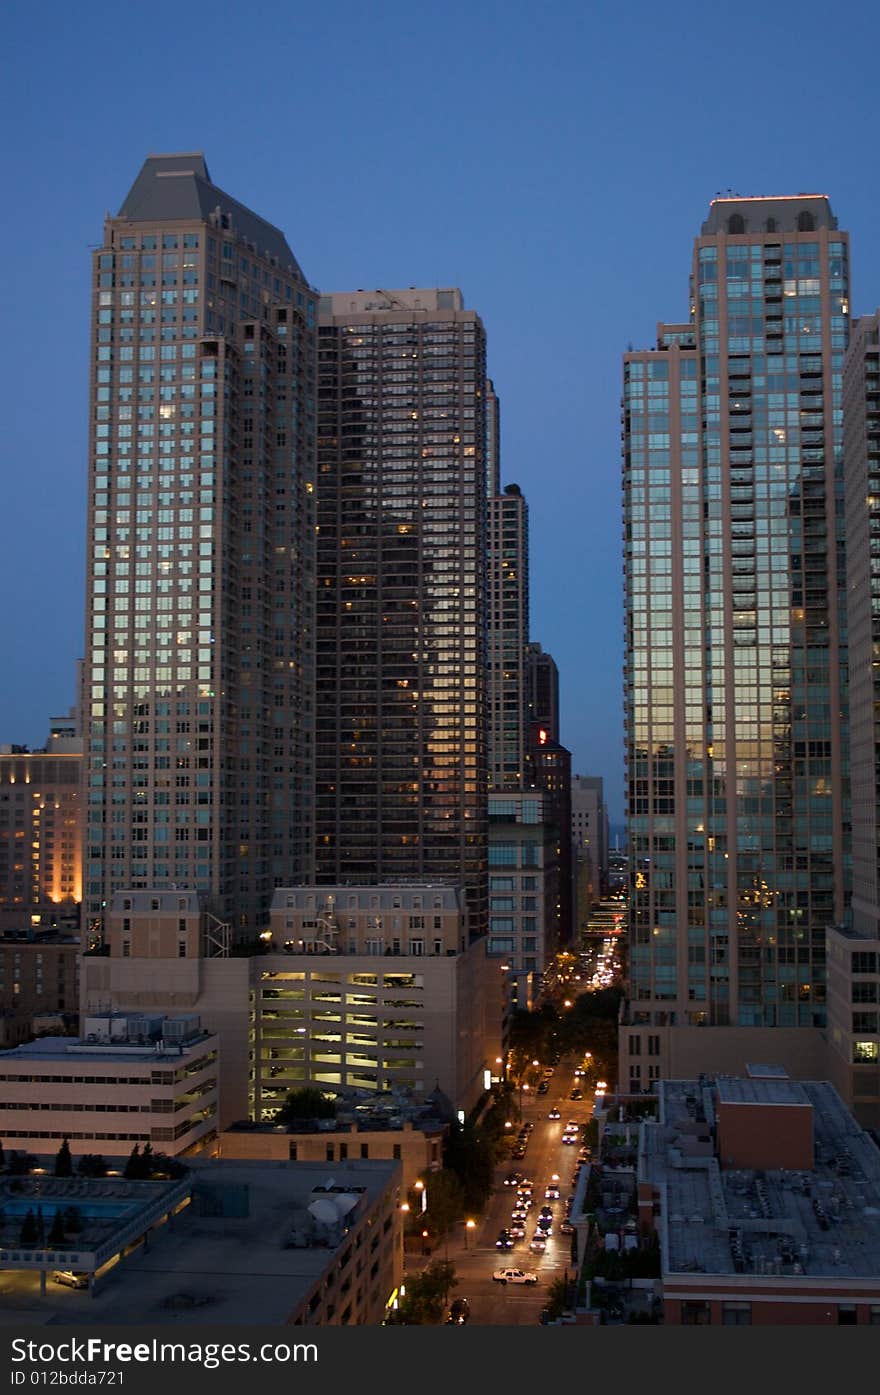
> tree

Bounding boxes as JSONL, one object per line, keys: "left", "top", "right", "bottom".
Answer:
{"left": 62, "top": 1206, "right": 82, "bottom": 1235}
{"left": 19, "top": 1208, "right": 38, "bottom": 1244}
{"left": 396, "top": 1260, "right": 458, "bottom": 1324}
{"left": 418, "top": 1169, "right": 465, "bottom": 1253}
{"left": 123, "top": 1145, "right": 142, "bottom": 1179}
{"left": 77, "top": 1154, "right": 108, "bottom": 1178}
{"left": 275, "top": 1087, "right": 336, "bottom": 1123}
{"left": 48, "top": 1210, "right": 66, "bottom": 1246}
{"left": 54, "top": 1139, "right": 73, "bottom": 1178}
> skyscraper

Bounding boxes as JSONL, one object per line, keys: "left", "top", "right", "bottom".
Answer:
{"left": 487, "top": 480, "right": 529, "bottom": 790}
{"left": 620, "top": 196, "right": 850, "bottom": 1091}
{"left": 83, "top": 154, "right": 316, "bottom": 939}
{"left": 843, "top": 312, "right": 880, "bottom": 939}
{"left": 315, "top": 289, "right": 488, "bottom": 938}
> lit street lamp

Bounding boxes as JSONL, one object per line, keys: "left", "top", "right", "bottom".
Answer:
{"left": 465, "top": 1219, "right": 476, "bottom": 1250}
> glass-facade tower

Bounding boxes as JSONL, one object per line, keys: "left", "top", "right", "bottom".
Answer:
{"left": 84, "top": 154, "right": 316, "bottom": 939}
{"left": 315, "top": 289, "right": 488, "bottom": 940}
{"left": 621, "top": 197, "right": 850, "bottom": 1069}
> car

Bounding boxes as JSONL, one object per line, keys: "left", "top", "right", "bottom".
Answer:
{"left": 537, "top": 1221, "right": 553, "bottom": 1237}
{"left": 504, "top": 1172, "right": 523, "bottom": 1187}
{"left": 51, "top": 1271, "right": 88, "bottom": 1290}
{"left": 511, "top": 1208, "right": 528, "bottom": 1222}
{"left": 548, "top": 1109, "right": 561, "bottom": 1120}
{"left": 512, "top": 1147, "right": 526, "bottom": 1159}
{"left": 537, "top": 1081, "right": 549, "bottom": 1094}
{"left": 545, "top": 1185, "right": 560, "bottom": 1199}
{"left": 496, "top": 1230, "right": 515, "bottom": 1249}
{"left": 493, "top": 1268, "right": 538, "bottom": 1285}
{"left": 445, "top": 1297, "right": 470, "bottom": 1325}
{"left": 566, "top": 1121, "right": 579, "bottom": 1131}
{"left": 509, "top": 1224, "right": 526, "bottom": 1239}
{"left": 529, "top": 1237, "right": 547, "bottom": 1254}
{"left": 562, "top": 1133, "right": 577, "bottom": 1144}
{"left": 539, "top": 1204, "right": 553, "bottom": 1216}
{"left": 560, "top": 1220, "right": 575, "bottom": 1235}
{"left": 570, "top": 1089, "right": 583, "bottom": 1100}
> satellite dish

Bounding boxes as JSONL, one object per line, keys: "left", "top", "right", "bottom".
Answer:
{"left": 308, "top": 1199, "right": 339, "bottom": 1225}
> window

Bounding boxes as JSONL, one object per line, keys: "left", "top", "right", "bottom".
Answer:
{"left": 288, "top": 1142, "right": 298, "bottom": 1160}
{"left": 837, "top": 1305, "right": 857, "bottom": 1325}
{"left": 681, "top": 1301, "right": 711, "bottom": 1325}
{"left": 727, "top": 214, "right": 745, "bottom": 235}
{"left": 722, "top": 1302, "right": 751, "bottom": 1325}
{"left": 797, "top": 211, "right": 816, "bottom": 232}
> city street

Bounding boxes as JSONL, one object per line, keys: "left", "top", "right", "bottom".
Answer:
{"left": 405, "top": 1060, "right": 588, "bottom": 1325}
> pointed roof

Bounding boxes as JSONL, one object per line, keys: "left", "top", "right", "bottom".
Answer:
{"left": 116, "top": 153, "right": 306, "bottom": 280}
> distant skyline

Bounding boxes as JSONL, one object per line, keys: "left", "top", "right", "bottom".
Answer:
{"left": 4, "top": 0, "right": 880, "bottom": 823}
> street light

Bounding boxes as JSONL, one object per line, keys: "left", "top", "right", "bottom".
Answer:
{"left": 465, "top": 1219, "right": 476, "bottom": 1250}
{"left": 413, "top": 1179, "right": 427, "bottom": 1214}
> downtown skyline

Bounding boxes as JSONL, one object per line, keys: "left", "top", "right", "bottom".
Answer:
{"left": 5, "top": 0, "right": 880, "bottom": 826}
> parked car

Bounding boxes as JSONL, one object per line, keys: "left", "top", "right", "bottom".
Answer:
{"left": 493, "top": 1268, "right": 538, "bottom": 1285}
{"left": 51, "top": 1271, "right": 88, "bottom": 1290}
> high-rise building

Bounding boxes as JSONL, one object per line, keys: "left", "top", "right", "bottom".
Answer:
{"left": 0, "top": 726, "right": 82, "bottom": 933}
{"left": 843, "top": 313, "right": 880, "bottom": 939}
{"left": 487, "top": 482, "right": 529, "bottom": 790}
{"left": 315, "top": 289, "right": 488, "bottom": 938}
{"left": 620, "top": 196, "right": 850, "bottom": 1090}
{"left": 83, "top": 155, "right": 316, "bottom": 940}
{"left": 571, "top": 773, "right": 609, "bottom": 916}
{"left": 525, "top": 642, "right": 559, "bottom": 740}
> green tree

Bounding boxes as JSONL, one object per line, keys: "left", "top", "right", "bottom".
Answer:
{"left": 419, "top": 1169, "right": 465, "bottom": 1252}
{"left": 276, "top": 1087, "right": 336, "bottom": 1123}
{"left": 77, "top": 1154, "right": 108, "bottom": 1178}
{"left": 397, "top": 1259, "right": 457, "bottom": 1324}
{"left": 123, "top": 1144, "right": 142, "bottom": 1179}
{"left": 62, "top": 1206, "right": 82, "bottom": 1235}
{"left": 19, "top": 1208, "right": 38, "bottom": 1244}
{"left": 47, "top": 1210, "right": 66, "bottom": 1246}
{"left": 54, "top": 1138, "right": 73, "bottom": 1178}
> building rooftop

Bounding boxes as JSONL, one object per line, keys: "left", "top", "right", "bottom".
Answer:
{"left": 37, "top": 1159, "right": 399, "bottom": 1324}
{"left": 701, "top": 193, "right": 837, "bottom": 235}
{"left": 115, "top": 153, "right": 306, "bottom": 282}
{"left": 643, "top": 1078, "right": 880, "bottom": 1281}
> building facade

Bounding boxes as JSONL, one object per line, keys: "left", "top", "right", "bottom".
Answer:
{"left": 0, "top": 742, "right": 82, "bottom": 933}
{"left": 315, "top": 290, "right": 488, "bottom": 940}
{"left": 0, "top": 1014, "right": 218, "bottom": 1157}
{"left": 620, "top": 196, "right": 850, "bottom": 1088}
{"left": 843, "top": 313, "right": 880, "bottom": 939}
{"left": 488, "top": 790, "right": 558, "bottom": 1005}
{"left": 487, "top": 483, "right": 529, "bottom": 791}
{"left": 83, "top": 154, "right": 316, "bottom": 940}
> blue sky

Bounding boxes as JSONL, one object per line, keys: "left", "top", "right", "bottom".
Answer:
{"left": 2, "top": 0, "right": 879, "bottom": 822}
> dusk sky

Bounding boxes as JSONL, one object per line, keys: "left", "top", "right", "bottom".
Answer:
{"left": 3, "top": 0, "right": 879, "bottom": 823}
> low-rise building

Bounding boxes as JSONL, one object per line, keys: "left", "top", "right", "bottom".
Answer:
{"left": 219, "top": 1092, "right": 451, "bottom": 1190}
{"left": 0, "top": 1014, "right": 218, "bottom": 1158}
{"left": 639, "top": 1068, "right": 880, "bottom": 1324}
{"left": 0, "top": 1159, "right": 403, "bottom": 1325}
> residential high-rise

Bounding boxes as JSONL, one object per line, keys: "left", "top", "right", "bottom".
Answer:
{"left": 487, "top": 481, "right": 529, "bottom": 790}
{"left": 315, "top": 289, "right": 488, "bottom": 939}
{"left": 620, "top": 196, "right": 850, "bottom": 1091}
{"left": 525, "top": 642, "right": 559, "bottom": 740}
{"left": 843, "top": 313, "right": 880, "bottom": 939}
{"left": 83, "top": 155, "right": 316, "bottom": 940}
{"left": 0, "top": 726, "right": 82, "bottom": 933}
